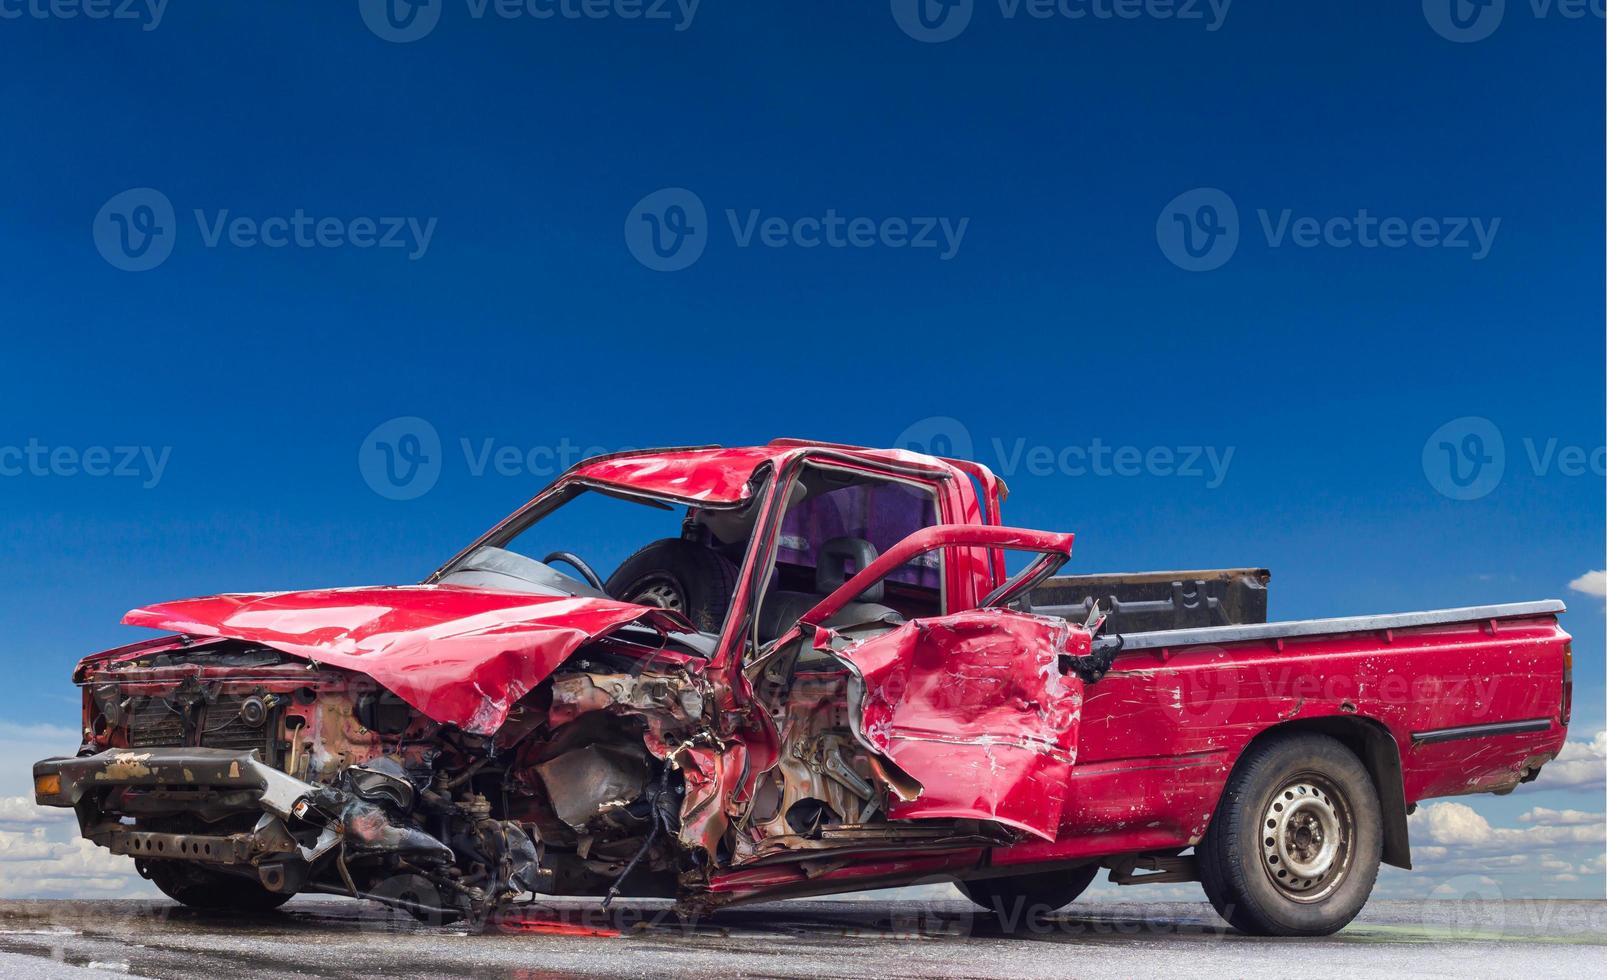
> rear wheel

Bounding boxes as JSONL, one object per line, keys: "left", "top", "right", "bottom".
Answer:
{"left": 605, "top": 539, "right": 737, "bottom": 633}
{"left": 1198, "top": 733, "right": 1382, "bottom": 936}
{"left": 141, "top": 859, "right": 292, "bottom": 913}
{"left": 956, "top": 864, "right": 1100, "bottom": 919}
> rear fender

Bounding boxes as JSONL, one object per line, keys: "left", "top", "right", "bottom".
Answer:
{"left": 1242, "top": 716, "right": 1412, "bottom": 869}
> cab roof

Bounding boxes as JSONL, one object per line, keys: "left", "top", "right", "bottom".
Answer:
{"left": 567, "top": 439, "right": 997, "bottom": 507}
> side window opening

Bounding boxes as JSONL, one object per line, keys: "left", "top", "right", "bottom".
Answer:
{"left": 753, "top": 465, "right": 943, "bottom": 644}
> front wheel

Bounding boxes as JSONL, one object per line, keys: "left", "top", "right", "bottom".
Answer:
{"left": 141, "top": 859, "right": 292, "bottom": 913}
{"left": 1198, "top": 733, "right": 1382, "bottom": 936}
{"left": 955, "top": 864, "right": 1100, "bottom": 920}
{"left": 605, "top": 539, "right": 736, "bottom": 633}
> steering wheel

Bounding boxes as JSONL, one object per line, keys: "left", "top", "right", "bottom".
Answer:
{"left": 541, "top": 551, "right": 604, "bottom": 592}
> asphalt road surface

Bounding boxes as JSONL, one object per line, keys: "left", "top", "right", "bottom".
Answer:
{"left": 0, "top": 896, "right": 1601, "bottom": 978}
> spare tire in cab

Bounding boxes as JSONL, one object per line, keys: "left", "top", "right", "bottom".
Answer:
{"left": 605, "top": 538, "right": 737, "bottom": 633}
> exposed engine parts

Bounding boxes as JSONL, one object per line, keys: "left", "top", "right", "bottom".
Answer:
{"left": 52, "top": 639, "right": 723, "bottom": 923}
{"left": 47, "top": 623, "right": 980, "bottom": 926}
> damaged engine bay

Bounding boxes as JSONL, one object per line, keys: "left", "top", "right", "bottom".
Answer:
{"left": 61, "top": 620, "right": 1003, "bottom": 924}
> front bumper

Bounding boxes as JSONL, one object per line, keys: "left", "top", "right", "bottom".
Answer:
{"left": 35, "top": 748, "right": 340, "bottom": 888}
{"left": 36, "top": 746, "right": 453, "bottom": 887}
{"left": 35, "top": 747, "right": 316, "bottom": 820}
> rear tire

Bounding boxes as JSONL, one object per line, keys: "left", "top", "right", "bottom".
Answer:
{"left": 605, "top": 539, "right": 737, "bottom": 633}
{"left": 955, "top": 864, "right": 1100, "bottom": 919}
{"left": 1198, "top": 733, "right": 1382, "bottom": 936}
{"left": 141, "top": 860, "right": 292, "bottom": 913}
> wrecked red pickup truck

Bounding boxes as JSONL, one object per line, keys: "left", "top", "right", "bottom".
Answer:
{"left": 35, "top": 440, "right": 1572, "bottom": 936}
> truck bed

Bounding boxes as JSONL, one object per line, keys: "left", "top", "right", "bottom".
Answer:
{"left": 1029, "top": 567, "right": 1270, "bottom": 632}
{"left": 1043, "top": 596, "right": 1572, "bottom": 860}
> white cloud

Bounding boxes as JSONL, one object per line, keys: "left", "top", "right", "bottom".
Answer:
{"left": 0, "top": 827, "right": 64, "bottom": 861}
{"left": 1412, "top": 801, "right": 1495, "bottom": 845}
{"left": 1519, "top": 807, "right": 1603, "bottom": 826}
{"left": 0, "top": 721, "right": 80, "bottom": 743}
{"left": 0, "top": 795, "right": 73, "bottom": 827}
{"left": 1567, "top": 570, "right": 1606, "bottom": 598}
{"left": 0, "top": 726, "right": 84, "bottom": 801}
{"left": 1411, "top": 802, "right": 1605, "bottom": 850}
{"left": 0, "top": 731, "right": 151, "bottom": 900}
{"left": 0, "top": 829, "right": 148, "bottom": 899}
{"left": 1382, "top": 797, "right": 1607, "bottom": 900}
{"left": 1532, "top": 730, "right": 1607, "bottom": 792}
{"left": 1401, "top": 800, "right": 1605, "bottom": 899}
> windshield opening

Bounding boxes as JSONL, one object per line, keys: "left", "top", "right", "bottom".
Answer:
{"left": 435, "top": 477, "right": 768, "bottom": 638}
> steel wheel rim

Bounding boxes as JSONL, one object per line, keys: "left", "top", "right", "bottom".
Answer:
{"left": 1259, "top": 772, "right": 1352, "bottom": 903}
{"left": 630, "top": 576, "right": 685, "bottom": 613}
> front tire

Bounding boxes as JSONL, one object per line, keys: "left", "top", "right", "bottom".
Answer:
{"left": 1198, "top": 733, "right": 1382, "bottom": 936}
{"left": 141, "top": 860, "right": 292, "bottom": 913}
{"left": 605, "top": 539, "right": 736, "bottom": 633}
{"left": 955, "top": 864, "right": 1100, "bottom": 919}
{"left": 369, "top": 873, "right": 464, "bottom": 926}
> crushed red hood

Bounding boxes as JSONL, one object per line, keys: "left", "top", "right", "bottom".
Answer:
{"left": 122, "top": 585, "right": 697, "bottom": 735}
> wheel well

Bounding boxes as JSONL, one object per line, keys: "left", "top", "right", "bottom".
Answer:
{"left": 1238, "top": 717, "right": 1411, "bottom": 869}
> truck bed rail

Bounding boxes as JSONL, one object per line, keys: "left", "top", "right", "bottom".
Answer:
{"left": 1114, "top": 599, "right": 1566, "bottom": 651}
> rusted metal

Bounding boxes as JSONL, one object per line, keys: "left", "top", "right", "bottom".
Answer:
{"left": 107, "top": 829, "right": 255, "bottom": 864}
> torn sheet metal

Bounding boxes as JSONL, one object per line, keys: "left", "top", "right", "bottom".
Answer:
{"left": 829, "top": 609, "right": 1089, "bottom": 841}
{"left": 121, "top": 586, "right": 696, "bottom": 735}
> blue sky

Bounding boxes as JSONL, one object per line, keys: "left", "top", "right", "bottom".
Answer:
{"left": 0, "top": 2, "right": 1601, "bottom": 899}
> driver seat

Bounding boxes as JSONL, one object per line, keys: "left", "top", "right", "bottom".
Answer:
{"left": 756, "top": 537, "right": 904, "bottom": 641}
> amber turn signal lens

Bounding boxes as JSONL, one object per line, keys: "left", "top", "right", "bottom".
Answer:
{"left": 34, "top": 773, "right": 61, "bottom": 798}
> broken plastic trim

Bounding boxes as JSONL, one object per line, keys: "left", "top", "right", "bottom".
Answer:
{"left": 1060, "top": 634, "right": 1125, "bottom": 684}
